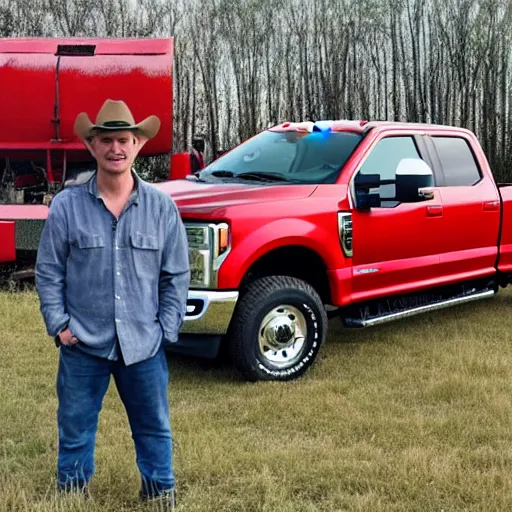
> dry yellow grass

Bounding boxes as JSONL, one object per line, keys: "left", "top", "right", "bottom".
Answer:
{"left": 1, "top": 288, "right": 512, "bottom": 511}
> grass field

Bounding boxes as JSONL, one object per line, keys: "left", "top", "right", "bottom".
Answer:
{"left": 2, "top": 289, "right": 512, "bottom": 511}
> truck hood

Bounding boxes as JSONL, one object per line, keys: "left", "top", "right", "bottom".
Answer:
{"left": 153, "top": 179, "right": 317, "bottom": 215}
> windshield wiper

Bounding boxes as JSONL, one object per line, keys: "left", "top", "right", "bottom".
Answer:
{"left": 209, "top": 170, "right": 291, "bottom": 183}
{"left": 237, "top": 171, "right": 291, "bottom": 182}
{"left": 209, "top": 170, "right": 236, "bottom": 178}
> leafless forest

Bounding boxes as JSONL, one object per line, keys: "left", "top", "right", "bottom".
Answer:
{"left": 2, "top": 0, "right": 512, "bottom": 179}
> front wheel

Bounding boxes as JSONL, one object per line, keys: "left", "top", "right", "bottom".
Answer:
{"left": 228, "top": 276, "right": 328, "bottom": 381}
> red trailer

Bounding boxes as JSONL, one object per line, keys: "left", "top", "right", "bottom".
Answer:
{"left": 0, "top": 37, "right": 174, "bottom": 270}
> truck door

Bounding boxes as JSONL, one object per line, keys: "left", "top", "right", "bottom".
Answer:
{"left": 349, "top": 135, "right": 444, "bottom": 303}
{"left": 426, "top": 135, "right": 501, "bottom": 281}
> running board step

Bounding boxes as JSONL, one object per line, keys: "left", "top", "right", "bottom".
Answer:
{"left": 343, "top": 288, "right": 496, "bottom": 328}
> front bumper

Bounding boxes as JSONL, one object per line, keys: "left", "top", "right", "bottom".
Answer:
{"left": 166, "top": 290, "right": 239, "bottom": 359}
{"left": 181, "top": 290, "right": 239, "bottom": 334}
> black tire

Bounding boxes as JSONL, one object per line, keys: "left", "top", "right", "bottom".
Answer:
{"left": 228, "top": 275, "right": 328, "bottom": 381}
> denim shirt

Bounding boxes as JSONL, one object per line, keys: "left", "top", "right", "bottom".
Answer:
{"left": 35, "top": 172, "right": 191, "bottom": 366}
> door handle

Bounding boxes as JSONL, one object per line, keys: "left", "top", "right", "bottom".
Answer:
{"left": 426, "top": 205, "right": 443, "bottom": 217}
{"left": 483, "top": 200, "right": 500, "bottom": 211}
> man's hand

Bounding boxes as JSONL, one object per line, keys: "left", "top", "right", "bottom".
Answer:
{"left": 59, "top": 328, "right": 79, "bottom": 346}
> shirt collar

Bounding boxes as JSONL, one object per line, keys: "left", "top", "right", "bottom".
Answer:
{"left": 87, "top": 170, "right": 141, "bottom": 205}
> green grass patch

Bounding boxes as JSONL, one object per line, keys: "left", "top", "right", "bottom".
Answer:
{"left": 2, "top": 289, "right": 512, "bottom": 510}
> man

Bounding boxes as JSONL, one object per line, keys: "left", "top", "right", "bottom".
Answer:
{"left": 35, "top": 99, "right": 190, "bottom": 510}
{"left": 189, "top": 136, "right": 205, "bottom": 174}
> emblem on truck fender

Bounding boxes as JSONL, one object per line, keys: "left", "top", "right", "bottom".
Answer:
{"left": 356, "top": 268, "right": 380, "bottom": 274}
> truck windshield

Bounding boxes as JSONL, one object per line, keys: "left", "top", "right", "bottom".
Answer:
{"left": 199, "top": 130, "right": 363, "bottom": 184}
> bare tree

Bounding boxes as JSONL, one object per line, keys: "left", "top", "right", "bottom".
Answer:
{"left": 4, "top": 0, "right": 512, "bottom": 180}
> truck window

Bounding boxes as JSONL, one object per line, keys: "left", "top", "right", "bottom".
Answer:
{"left": 431, "top": 136, "right": 481, "bottom": 186}
{"left": 357, "top": 136, "right": 422, "bottom": 199}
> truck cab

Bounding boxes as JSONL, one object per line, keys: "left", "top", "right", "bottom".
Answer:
{"left": 159, "top": 120, "right": 512, "bottom": 381}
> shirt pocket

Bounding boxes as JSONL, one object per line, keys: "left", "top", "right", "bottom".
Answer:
{"left": 130, "top": 231, "right": 160, "bottom": 280}
{"left": 75, "top": 233, "right": 105, "bottom": 249}
{"left": 69, "top": 233, "right": 106, "bottom": 271}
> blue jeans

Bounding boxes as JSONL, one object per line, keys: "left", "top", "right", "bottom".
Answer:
{"left": 56, "top": 343, "right": 174, "bottom": 496}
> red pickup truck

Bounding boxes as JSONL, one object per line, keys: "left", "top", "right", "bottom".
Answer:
{"left": 158, "top": 120, "right": 512, "bottom": 381}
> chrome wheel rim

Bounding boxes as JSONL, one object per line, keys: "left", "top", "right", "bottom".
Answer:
{"left": 258, "top": 305, "right": 307, "bottom": 368}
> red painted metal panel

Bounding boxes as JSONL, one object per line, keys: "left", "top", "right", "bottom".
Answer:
{"left": 0, "top": 37, "right": 171, "bottom": 55}
{"left": 0, "top": 37, "right": 173, "bottom": 158}
{"left": 497, "top": 185, "right": 512, "bottom": 272}
{"left": 0, "top": 54, "right": 55, "bottom": 145}
{"left": 0, "top": 221, "right": 16, "bottom": 263}
{"left": 0, "top": 205, "right": 49, "bottom": 220}
{"left": 170, "top": 152, "right": 192, "bottom": 180}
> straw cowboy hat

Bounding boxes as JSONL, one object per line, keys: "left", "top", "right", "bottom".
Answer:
{"left": 73, "top": 99, "right": 161, "bottom": 142}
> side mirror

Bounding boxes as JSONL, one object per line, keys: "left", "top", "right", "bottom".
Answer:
{"left": 395, "top": 158, "right": 434, "bottom": 203}
{"left": 354, "top": 173, "right": 381, "bottom": 210}
{"left": 354, "top": 173, "right": 381, "bottom": 189}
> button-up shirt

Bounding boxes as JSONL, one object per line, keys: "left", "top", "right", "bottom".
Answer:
{"left": 35, "top": 172, "right": 191, "bottom": 366}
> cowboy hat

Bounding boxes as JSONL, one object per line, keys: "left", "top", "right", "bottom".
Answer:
{"left": 73, "top": 99, "right": 161, "bottom": 142}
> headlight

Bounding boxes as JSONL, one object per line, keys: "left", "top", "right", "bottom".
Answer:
{"left": 186, "top": 226, "right": 208, "bottom": 247}
{"left": 186, "top": 223, "right": 230, "bottom": 288}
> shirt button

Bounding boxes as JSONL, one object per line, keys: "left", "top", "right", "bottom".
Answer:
{"left": 116, "top": 246, "right": 119, "bottom": 250}
{"left": 115, "top": 295, "right": 121, "bottom": 300}
{"left": 116, "top": 272, "right": 120, "bottom": 276}
{"left": 115, "top": 319, "right": 121, "bottom": 323}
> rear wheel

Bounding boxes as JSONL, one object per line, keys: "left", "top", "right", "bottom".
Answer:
{"left": 228, "top": 276, "right": 327, "bottom": 381}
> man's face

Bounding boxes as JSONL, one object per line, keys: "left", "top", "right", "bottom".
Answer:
{"left": 89, "top": 130, "right": 143, "bottom": 175}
